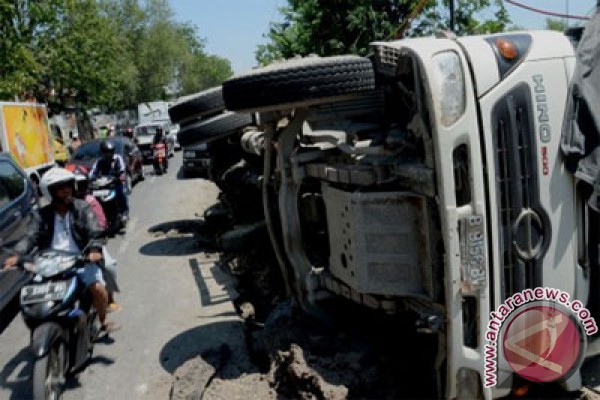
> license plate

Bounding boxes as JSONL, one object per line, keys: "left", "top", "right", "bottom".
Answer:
{"left": 154, "top": 149, "right": 166, "bottom": 158}
{"left": 21, "top": 281, "right": 68, "bottom": 304}
{"left": 460, "top": 215, "right": 486, "bottom": 293}
{"left": 184, "top": 151, "right": 195, "bottom": 158}
{"left": 93, "top": 189, "right": 110, "bottom": 197}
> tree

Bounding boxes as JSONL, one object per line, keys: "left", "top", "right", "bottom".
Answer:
{"left": 256, "top": 0, "right": 511, "bottom": 64}
{"left": 47, "top": 0, "right": 134, "bottom": 109}
{"left": 0, "top": 0, "right": 233, "bottom": 108}
{"left": 0, "top": 0, "right": 68, "bottom": 99}
{"left": 546, "top": 18, "right": 567, "bottom": 32}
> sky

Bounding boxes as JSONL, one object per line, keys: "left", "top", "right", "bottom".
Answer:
{"left": 170, "top": 0, "right": 597, "bottom": 74}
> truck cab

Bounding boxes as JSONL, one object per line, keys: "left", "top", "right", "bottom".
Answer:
{"left": 369, "top": 30, "right": 579, "bottom": 398}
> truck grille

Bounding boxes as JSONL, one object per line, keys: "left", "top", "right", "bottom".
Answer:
{"left": 491, "top": 84, "right": 545, "bottom": 300}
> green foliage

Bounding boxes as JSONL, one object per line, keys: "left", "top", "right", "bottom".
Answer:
{"left": 546, "top": 18, "right": 567, "bottom": 32}
{"left": 256, "top": 0, "right": 511, "bottom": 64}
{"left": 0, "top": 0, "right": 68, "bottom": 99}
{"left": 0, "top": 0, "right": 233, "bottom": 110}
{"left": 47, "top": 0, "right": 133, "bottom": 108}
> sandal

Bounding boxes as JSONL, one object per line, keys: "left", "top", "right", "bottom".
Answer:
{"left": 100, "top": 321, "right": 122, "bottom": 333}
{"left": 107, "top": 303, "right": 122, "bottom": 313}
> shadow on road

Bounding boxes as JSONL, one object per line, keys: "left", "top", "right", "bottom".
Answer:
{"left": 176, "top": 166, "right": 206, "bottom": 181}
{"left": 159, "top": 321, "right": 243, "bottom": 374}
{"left": 141, "top": 219, "right": 219, "bottom": 257}
{"left": 0, "top": 347, "right": 33, "bottom": 400}
{"left": 189, "top": 258, "right": 236, "bottom": 307}
{"left": 147, "top": 219, "right": 206, "bottom": 235}
{"left": 139, "top": 236, "right": 202, "bottom": 257}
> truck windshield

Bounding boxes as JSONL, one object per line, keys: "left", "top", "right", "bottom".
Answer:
{"left": 135, "top": 126, "right": 160, "bottom": 136}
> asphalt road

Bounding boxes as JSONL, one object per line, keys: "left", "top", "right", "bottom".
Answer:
{"left": 0, "top": 154, "right": 255, "bottom": 400}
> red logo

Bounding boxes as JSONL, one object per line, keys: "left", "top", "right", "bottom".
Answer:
{"left": 503, "top": 305, "right": 583, "bottom": 383}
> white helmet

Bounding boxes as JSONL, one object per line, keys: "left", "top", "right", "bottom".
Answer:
{"left": 40, "top": 167, "right": 76, "bottom": 202}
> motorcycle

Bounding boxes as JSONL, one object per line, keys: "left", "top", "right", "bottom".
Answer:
{"left": 90, "top": 175, "right": 124, "bottom": 235}
{"left": 153, "top": 142, "right": 168, "bottom": 175}
{"left": 19, "top": 249, "right": 99, "bottom": 400}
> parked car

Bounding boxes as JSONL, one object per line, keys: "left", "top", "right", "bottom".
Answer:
{"left": 0, "top": 153, "right": 38, "bottom": 313}
{"left": 182, "top": 142, "right": 209, "bottom": 178}
{"left": 67, "top": 137, "right": 144, "bottom": 192}
{"left": 133, "top": 121, "right": 175, "bottom": 162}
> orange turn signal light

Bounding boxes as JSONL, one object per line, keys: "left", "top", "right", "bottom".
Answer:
{"left": 496, "top": 38, "right": 519, "bottom": 60}
{"left": 512, "top": 384, "right": 530, "bottom": 397}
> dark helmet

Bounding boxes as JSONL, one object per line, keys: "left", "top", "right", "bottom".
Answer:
{"left": 66, "top": 165, "right": 90, "bottom": 196}
{"left": 100, "top": 140, "right": 115, "bottom": 158}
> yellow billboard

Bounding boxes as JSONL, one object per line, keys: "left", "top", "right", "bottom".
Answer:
{"left": 3, "top": 104, "right": 53, "bottom": 170}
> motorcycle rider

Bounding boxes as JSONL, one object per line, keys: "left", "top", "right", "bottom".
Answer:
{"left": 2, "top": 167, "right": 120, "bottom": 332}
{"left": 89, "top": 140, "right": 130, "bottom": 222}
{"left": 152, "top": 127, "right": 168, "bottom": 172}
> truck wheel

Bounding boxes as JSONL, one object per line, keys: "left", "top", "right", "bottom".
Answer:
{"left": 177, "top": 112, "right": 253, "bottom": 147}
{"left": 169, "top": 86, "right": 225, "bottom": 126}
{"left": 222, "top": 55, "right": 376, "bottom": 113}
{"left": 32, "top": 343, "right": 63, "bottom": 400}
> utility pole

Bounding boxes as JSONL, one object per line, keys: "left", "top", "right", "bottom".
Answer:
{"left": 449, "top": 0, "right": 455, "bottom": 31}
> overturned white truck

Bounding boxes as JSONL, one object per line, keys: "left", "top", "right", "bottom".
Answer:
{"left": 218, "top": 27, "right": 597, "bottom": 398}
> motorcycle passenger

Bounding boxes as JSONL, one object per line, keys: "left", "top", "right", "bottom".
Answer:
{"left": 69, "top": 165, "right": 107, "bottom": 230}
{"left": 70, "top": 166, "right": 121, "bottom": 312}
{"left": 2, "top": 167, "right": 120, "bottom": 332}
{"left": 89, "top": 140, "right": 130, "bottom": 222}
{"left": 152, "top": 127, "right": 168, "bottom": 172}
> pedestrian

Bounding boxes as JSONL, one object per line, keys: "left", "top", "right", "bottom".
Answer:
{"left": 69, "top": 165, "right": 122, "bottom": 313}
{"left": 68, "top": 131, "right": 82, "bottom": 155}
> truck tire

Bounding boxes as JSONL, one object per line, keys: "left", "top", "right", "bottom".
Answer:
{"left": 177, "top": 112, "right": 253, "bottom": 147}
{"left": 222, "top": 55, "right": 376, "bottom": 113}
{"left": 169, "top": 86, "right": 225, "bottom": 126}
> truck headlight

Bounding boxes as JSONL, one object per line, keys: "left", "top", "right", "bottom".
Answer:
{"left": 432, "top": 51, "right": 466, "bottom": 127}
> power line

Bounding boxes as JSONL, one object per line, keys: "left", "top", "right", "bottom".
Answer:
{"left": 505, "top": 0, "right": 591, "bottom": 20}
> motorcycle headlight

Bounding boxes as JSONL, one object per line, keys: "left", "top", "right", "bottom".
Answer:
{"left": 432, "top": 51, "right": 466, "bottom": 127}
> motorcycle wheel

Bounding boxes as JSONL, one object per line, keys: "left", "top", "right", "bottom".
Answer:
{"left": 32, "top": 343, "right": 63, "bottom": 400}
